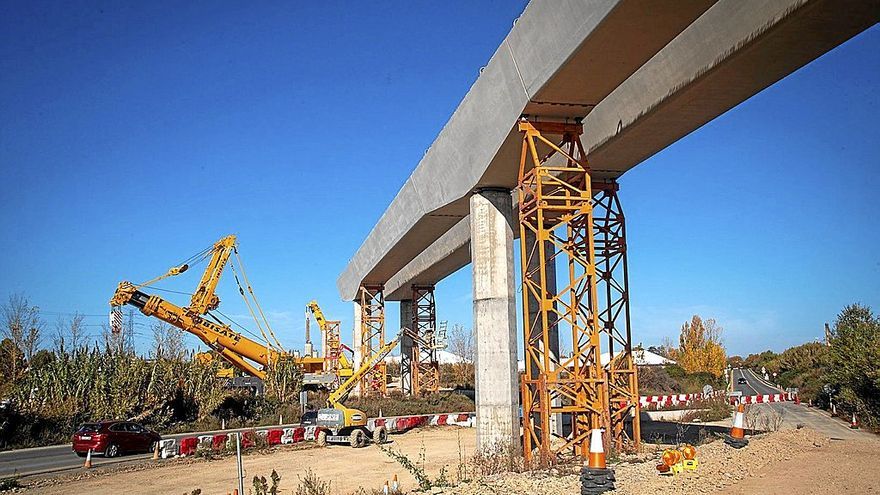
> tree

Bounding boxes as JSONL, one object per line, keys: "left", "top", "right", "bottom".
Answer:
{"left": 151, "top": 321, "right": 186, "bottom": 361}
{"left": 727, "top": 355, "right": 745, "bottom": 368}
{"left": 773, "top": 341, "right": 828, "bottom": 401}
{"left": 53, "top": 313, "right": 86, "bottom": 353}
{"left": 0, "top": 338, "right": 25, "bottom": 396}
{"left": 672, "top": 315, "right": 727, "bottom": 377}
{"left": 1, "top": 293, "right": 43, "bottom": 362}
{"left": 446, "top": 324, "right": 475, "bottom": 387}
{"left": 826, "top": 304, "right": 880, "bottom": 425}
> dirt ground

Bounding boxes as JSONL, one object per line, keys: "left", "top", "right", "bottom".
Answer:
{"left": 415, "top": 428, "right": 880, "bottom": 495}
{"left": 717, "top": 436, "right": 880, "bottom": 494}
{"left": 24, "top": 427, "right": 476, "bottom": 495}
{"left": 20, "top": 426, "right": 880, "bottom": 494}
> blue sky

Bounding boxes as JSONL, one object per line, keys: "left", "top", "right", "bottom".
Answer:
{"left": 1, "top": 2, "right": 877, "bottom": 358}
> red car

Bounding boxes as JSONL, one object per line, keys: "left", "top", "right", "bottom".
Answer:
{"left": 71, "top": 421, "right": 161, "bottom": 458}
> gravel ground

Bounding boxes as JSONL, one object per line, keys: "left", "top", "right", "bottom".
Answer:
{"left": 418, "top": 428, "right": 846, "bottom": 495}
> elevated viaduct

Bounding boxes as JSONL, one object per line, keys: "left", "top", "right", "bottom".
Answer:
{"left": 338, "top": 0, "right": 879, "bottom": 460}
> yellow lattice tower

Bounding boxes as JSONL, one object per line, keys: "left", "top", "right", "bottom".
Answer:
{"left": 411, "top": 285, "right": 440, "bottom": 395}
{"left": 518, "top": 120, "right": 609, "bottom": 464}
{"left": 593, "top": 180, "right": 640, "bottom": 451}
{"left": 359, "top": 285, "right": 387, "bottom": 395}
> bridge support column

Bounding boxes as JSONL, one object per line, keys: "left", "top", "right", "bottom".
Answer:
{"left": 399, "top": 299, "right": 413, "bottom": 394}
{"left": 593, "top": 180, "right": 640, "bottom": 450}
{"left": 358, "top": 285, "right": 387, "bottom": 396}
{"left": 470, "top": 188, "right": 519, "bottom": 453}
{"left": 518, "top": 120, "right": 608, "bottom": 465}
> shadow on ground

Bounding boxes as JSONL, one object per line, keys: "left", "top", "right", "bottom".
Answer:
{"left": 632, "top": 416, "right": 756, "bottom": 445}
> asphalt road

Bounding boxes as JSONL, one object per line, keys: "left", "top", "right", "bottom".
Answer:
{"left": 0, "top": 422, "right": 302, "bottom": 479}
{"left": 732, "top": 368, "right": 871, "bottom": 441}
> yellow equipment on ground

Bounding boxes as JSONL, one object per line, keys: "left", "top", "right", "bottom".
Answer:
{"left": 110, "top": 235, "right": 322, "bottom": 380}
{"left": 314, "top": 329, "right": 412, "bottom": 448}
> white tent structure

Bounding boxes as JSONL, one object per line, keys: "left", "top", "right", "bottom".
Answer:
{"left": 384, "top": 349, "right": 466, "bottom": 365}
{"left": 517, "top": 349, "right": 674, "bottom": 373}
{"left": 600, "top": 349, "right": 675, "bottom": 367}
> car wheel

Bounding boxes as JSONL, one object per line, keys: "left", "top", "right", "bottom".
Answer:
{"left": 349, "top": 429, "right": 365, "bottom": 448}
{"left": 316, "top": 430, "right": 327, "bottom": 447}
{"left": 105, "top": 443, "right": 119, "bottom": 458}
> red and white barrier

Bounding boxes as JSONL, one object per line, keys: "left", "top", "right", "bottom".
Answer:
{"left": 639, "top": 393, "right": 703, "bottom": 408}
{"left": 639, "top": 390, "right": 795, "bottom": 410}
{"left": 158, "top": 439, "right": 177, "bottom": 459}
{"left": 730, "top": 392, "right": 798, "bottom": 405}
{"left": 156, "top": 411, "right": 475, "bottom": 458}
{"left": 178, "top": 437, "right": 198, "bottom": 456}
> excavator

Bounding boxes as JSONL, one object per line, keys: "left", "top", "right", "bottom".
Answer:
{"left": 306, "top": 300, "right": 354, "bottom": 385}
{"left": 314, "top": 328, "right": 413, "bottom": 447}
{"left": 110, "top": 235, "right": 329, "bottom": 384}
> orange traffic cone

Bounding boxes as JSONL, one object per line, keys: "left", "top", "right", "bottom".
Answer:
{"left": 152, "top": 441, "right": 160, "bottom": 460}
{"left": 730, "top": 402, "right": 745, "bottom": 440}
{"left": 83, "top": 448, "right": 92, "bottom": 469}
{"left": 724, "top": 402, "right": 749, "bottom": 448}
{"left": 587, "top": 428, "right": 606, "bottom": 469}
{"left": 851, "top": 413, "right": 859, "bottom": 429}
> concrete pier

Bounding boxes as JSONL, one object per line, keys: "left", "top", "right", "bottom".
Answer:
{"left": 399, "top": 299, "right": 413, "bottom": 394}
{"left": 470, "top": 188, "right": 519, "bottom": 451}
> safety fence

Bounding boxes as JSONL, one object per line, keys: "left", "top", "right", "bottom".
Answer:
{"left": 158, "top": 411, "right": 476, "bottom": 458}
{"left": 730, "top": 393, "right": 798, "bottom": 405}
{"left": 638, "top": 391, "right": 728, "bottom": 409}
{"left": 638, "top": 390, "right": 799, "bottom": 409}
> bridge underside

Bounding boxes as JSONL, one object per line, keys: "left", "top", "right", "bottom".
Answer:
{"left": 340, "top": 0, "right": 879, "bottom": 460}
{"left": 383, "top": 0, "right": 879, "bottom": 301}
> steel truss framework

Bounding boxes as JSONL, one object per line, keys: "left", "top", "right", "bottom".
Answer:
{"left": 593, "top": 180, "right": 640, "bottom": 450}
{"left": 517, "top": 120, "right": 608, "bottom": 464}
{"left": 359, "top": 284, "right": 387, "bottom": 395}
{"left": 324, "top": 319, "right": 343, "bottom": 375}
{"left": 411, "top": 285, "right": 440, "bottom": 395}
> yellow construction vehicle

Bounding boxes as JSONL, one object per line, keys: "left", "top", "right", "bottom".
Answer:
{"left": 110, "top": 235, "right": 325, "bottom": 381}
{"left": 314, "top": 329, "right": 411, "bottom": 447}
{"left": 194, "top": 351, "right": 236, "bottom": 378}
{"left": 306, "top": 300, "right": 354, "bottom": 384}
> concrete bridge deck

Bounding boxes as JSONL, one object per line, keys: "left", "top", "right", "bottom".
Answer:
{"left": 340, "top": 0, "right": 879, "bottom": 301}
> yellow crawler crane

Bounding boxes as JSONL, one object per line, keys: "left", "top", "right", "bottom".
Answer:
{"left": 306, "top": 300, "right": 354, "bottom": 384}
{"left": 110, "top": 235, "right": 324, "bottom": 380}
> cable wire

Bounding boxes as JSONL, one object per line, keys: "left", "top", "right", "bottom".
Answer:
{"left": 233, "top": 248, "right": 285, "bottom": 349}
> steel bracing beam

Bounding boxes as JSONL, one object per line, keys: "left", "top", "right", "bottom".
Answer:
{"left": 359, "top": 284, "right": 387, "bottom": 395}
{"left": 593, "top": 180, "right": 640, "bottom": 450}
{"left": 324, "top": 319, "right": 343, "bottom": 379}
{"left": 411, "top": 285, "right": 440, "bottom": 395}
{"left": 518, "top": 120, "right": 608, "bottom": 464}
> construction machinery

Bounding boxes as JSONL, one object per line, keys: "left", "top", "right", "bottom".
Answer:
{"left": 306, "top": 300, "right": 354, "bottom": 386}
{"left": 110, "top": 235, "right": 328, "bottom": 383}
{"left": 314, "top": 328, "right": 411, "bottom": 448}
{"left": 194, "top": 351, "right": 235, "bottom": 378}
